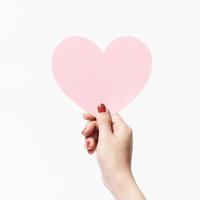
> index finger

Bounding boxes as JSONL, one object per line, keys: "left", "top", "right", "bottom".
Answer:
{"left": 82, "top": 113, "right": 96, "bottom": 121}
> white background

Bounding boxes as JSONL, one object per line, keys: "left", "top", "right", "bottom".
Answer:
{"left": 0, "top": 0, "right": 200, "bottom": 199}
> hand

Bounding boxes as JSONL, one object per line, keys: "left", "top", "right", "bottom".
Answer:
{"left": 81, "top": 103, "right": 146, "bottom": 200}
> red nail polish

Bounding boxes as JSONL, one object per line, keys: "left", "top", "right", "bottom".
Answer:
{"left": 86, "top": 141, "right": 90, "bottom": 147}
{"left": 81, "top": 128, "right": 86, "bottom": 135}
{"left": 97, "top": 103, "right": 106, "bottom": 113}
{"left": 88, "top": 150, "right": 93, "bottom": 154}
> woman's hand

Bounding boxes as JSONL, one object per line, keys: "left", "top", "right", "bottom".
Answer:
{"left": 81, "top": 103, "right": 146, "bottom": 200}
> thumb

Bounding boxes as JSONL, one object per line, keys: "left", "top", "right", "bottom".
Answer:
{"left": 96, "top": 103, "right": 112, "bottom": 138}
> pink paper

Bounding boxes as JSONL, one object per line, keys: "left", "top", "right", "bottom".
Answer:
{"left": 52, "top": 36, "right": 152, "bottom": 116}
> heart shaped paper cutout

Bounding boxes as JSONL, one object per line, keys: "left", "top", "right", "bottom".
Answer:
{"left": 52, "top": 36, "right": 152, "bottom": 116}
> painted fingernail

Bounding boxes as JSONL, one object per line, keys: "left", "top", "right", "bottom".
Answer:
{"left": 86, "top": 141, "right": 91, "bottom": 148}
{"left": 97, "top": 103, "right": 106, "bottom": 113}
{"left": 88, "top": 150, "right": 93, "bottom": 154}
{"left": 81, "top": 128, "right": 86, "bottom": 135}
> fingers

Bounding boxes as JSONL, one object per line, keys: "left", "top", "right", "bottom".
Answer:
{"left": 96, "top": 103, "right": 113, "bottom": 138}
{"left": 82, "top": 113, "right": 96, "bottom": 121}
{"left": 81, "top": 116, "right": 98, "bottom": 154}
{"left": 82, "top": 121, "right": 97, "bottom": 137}
{"left": 84, "top": 130, "right": 98, "bottom": 154}
{"left": 85, "top": 137, "right": 96, "bottom": 151}
{"left": 81, "top": 103, "right": 113, "bottom": 154}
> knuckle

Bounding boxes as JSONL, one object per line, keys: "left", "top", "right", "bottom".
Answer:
{"left": 99, "top": 115, "right": 111, "bottom": 123}
{"left": 123, "top": 126, "right": 133, "bottom": 134}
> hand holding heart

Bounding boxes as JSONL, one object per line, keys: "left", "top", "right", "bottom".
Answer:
{"left": 52, "top": 36, "right": 150, "bottom": 199}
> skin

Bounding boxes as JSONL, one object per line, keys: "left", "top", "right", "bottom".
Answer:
{"left": 82, "top": 105, "right": 146, "bottom": 200}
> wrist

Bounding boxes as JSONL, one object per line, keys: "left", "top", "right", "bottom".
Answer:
{"left": 105, "top": 170, "right": 145, "bottom": 200}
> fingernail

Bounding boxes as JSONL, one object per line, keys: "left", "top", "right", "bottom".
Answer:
{"left": 97, "top": 103, "right": 106, "bottom": 113}
{"left": 81, "top": 128, "right": 86, "bottom": 135}
{"left": 86, "top": 141, "right": 90, "bottom": 148}
{"left": 88, "top": 150, "right": 93, "bottom": 154}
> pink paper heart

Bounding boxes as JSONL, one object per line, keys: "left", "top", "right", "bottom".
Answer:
{"left": 52, "top": 36, "right": 152, "bottom": 116}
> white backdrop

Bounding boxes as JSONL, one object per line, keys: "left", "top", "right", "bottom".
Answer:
{"left": 0, "top": 0, "right": 200, "bottom": 199}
